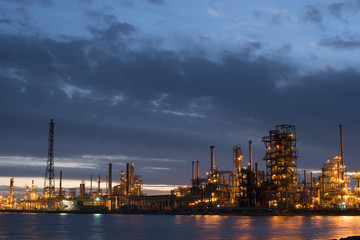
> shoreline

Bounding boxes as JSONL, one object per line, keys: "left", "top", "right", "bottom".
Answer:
{"left": 1, "top": 208, "right": 360, "bottom": 216}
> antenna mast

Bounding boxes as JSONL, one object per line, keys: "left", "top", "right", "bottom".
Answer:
{"left": 44, "top": 119, "right": 55, "bottom": 198}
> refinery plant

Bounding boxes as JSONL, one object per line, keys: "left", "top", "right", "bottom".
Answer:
{"left": 1, "top": 119, "right": 360, "bottom": 213}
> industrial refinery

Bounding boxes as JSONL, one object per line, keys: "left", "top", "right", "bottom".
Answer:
{"left": 1, "top": 120, "right": 359, "bottom": 214}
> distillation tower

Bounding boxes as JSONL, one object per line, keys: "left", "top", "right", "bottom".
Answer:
{"left": 262, "top": 125, "right": 298, "bottom": 194}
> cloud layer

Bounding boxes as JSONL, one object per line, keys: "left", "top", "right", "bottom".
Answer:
{"left": 0, "top": 1, "right": 360, "bottom": 190}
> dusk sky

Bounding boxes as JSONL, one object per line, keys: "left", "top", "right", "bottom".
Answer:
{"left": 1, "top": 0, "right": 360, "bottom": 195}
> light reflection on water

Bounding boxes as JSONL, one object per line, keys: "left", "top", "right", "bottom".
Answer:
{"left": 89, "top": 213, "right": 104, "bottom": 240}
{"left": 0, "top": 213, "right": 360, "bottom": 239}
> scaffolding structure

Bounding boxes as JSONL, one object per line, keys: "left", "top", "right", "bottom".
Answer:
{"left": 43, "top": 119, "right": 55, "bottom": 198}
{"left": 262, "top": 125, "right": 298, "bottom": 192}
{"left": 232, "top": 145, "right": 242, "bottom": 199}
{"left": 319, "top": 156, "right": 350, "bottom": 205}
{"left": 354, "top": 170, "right": 360, "bottom": 195}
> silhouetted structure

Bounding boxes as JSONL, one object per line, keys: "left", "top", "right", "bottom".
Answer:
{"left": 43, "top": 119, "right": 55, "bottom": 198}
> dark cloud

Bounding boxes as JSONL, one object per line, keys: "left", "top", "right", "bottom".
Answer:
{"left": 197, "top": 35, "right": 211, "bottom": 41}
{"left": 0, "top": 18, "right": 12, "bottom": 25}
{"left": 148, "top": 0, "right": 165, "bottom": 5}
{"left": 328, "top": 1, "right": 360, "bottom": 21}
{"left": 328, "top": 3, "right": 346, "bottom": 21}
{"left": 120, "top": 0, "right": 133, "bottom": 7}
{"left": 3, "top": 0, "right": 53, "bottom": 7}
{"left": 1, "top": 24, "right": 360, "bottom": 184}
{"left": 319, "top": 36, "right": 360, "bottom": 49}
{"left": 88, "top": 22, "right": 137, "bottom": 43}
{"left": 302, "top": 5, "right": 322, "bottom": 24}
{"left": 86, "top": 11, "right": 117, "bottom": 25}
{"left": 276, "top": 44, "right": 291, "bottom": 56}
{"left": 247, "top": 41, "right": 261, "bottom": 52}
{"left": 253, "top": 10, "right": 291, "bottom": 26}
{"left": 0, "top": 6, "right": 39, "bottom": 35}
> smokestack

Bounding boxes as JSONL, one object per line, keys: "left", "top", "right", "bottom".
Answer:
{"left": 255, "top": 162, "right": 258, "bottom": 186}
{"left": 339, "top": 124, "right": 344, "bottom": 181}
{"left": 79, "top": 181, "right": 85, "bottom": 199}
{"left": 109, "top": 163, "right": 112, "bottom": 196}
{"left": 340, "top": 124, "right": 344, "bottom": 165}
{"left": 90, "top": 175, "right": 92, "bottom": 194}
{"left": 210, "top": 146, "right": 215, "bottom": 174}
{"left": 249, "top": 140, "right": 253, "bottom": 171}
{"left": 130, "top": 163, "right": 135, "bottom": 194}
{"left": 97, "top": 175, "right": 101, "bottom": 194}
{"left": 304, "top": 170, "right": 307, "bottom": 189}
{"left": 9, "top": 177, "right": 14, "bottom": 204}
{"left": 106, "top": 175, "right": 108, "bottom": 195}
{"left": 59, "top": 170, "right": 63, "bottom": 197}
{"left": 197, "top": 161, "right": 200, "bottom": 179}
{"left": 126, "top": 163, "right": 130, "bottom": 194}
{"left": 192, "top": 161, "right": 195, "bottom": 181}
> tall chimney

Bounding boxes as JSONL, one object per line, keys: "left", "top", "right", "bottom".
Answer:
{"left": 79, "top": 181, "right": 85, "bottom": 199}
{"left": 130, "top": 163, "right": 135, "bottom": 194}
{"left": 126, "top": 163, "right": 130, "bottom": 194}
{"left": 197, "top": 161, "right": 200, "bottom": 179}
{"left": 340, "top": 124, "right": 345, "bottom": 180}
{"left": 304, "top": 170, "right": 307, "bottom": 189}
{"left": 249, "top": 140, "right": 253, "bottom": 171}
{"left": 255, "top": 162, "right": 258, "bottom": 186}
{"left": 340, "top": 124, "right": 344, "bottom": 165}
{"left": 192, "top": 161, "right": 195, "bottom": 182}
{"left": 9, "top": 177, "right": 14, "bottom": 204}
{"left": 338, "top": 124, "right": 344, "bottom": 181}
{"left": 90, "top": 175, "right": 92, "bottom": 194}
{"left": 108, "top": 163, "right": 112, "bottom": 196}
{"left": 210, "top": 146, "right": 215, "bottom": 174}
{"left": 97, "top": 175, "right": 101, "bottom": 194}
{"left": 59, "top": 170, "right": 63, "bottom": 197}
{"left": 106, "top": 175, "right": 108, "bottom": 195}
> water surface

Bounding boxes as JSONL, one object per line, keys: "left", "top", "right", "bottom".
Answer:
{"left": 0, "top": 213, "right": 359, "bottom": 239}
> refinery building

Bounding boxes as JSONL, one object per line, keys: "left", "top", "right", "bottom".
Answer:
{"left": 1, "top": 120, "right": 359, "bottom": 213}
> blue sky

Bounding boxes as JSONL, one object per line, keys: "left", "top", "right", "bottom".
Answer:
{"left": 0, "top": 0, "right": 360, "bottom": 195}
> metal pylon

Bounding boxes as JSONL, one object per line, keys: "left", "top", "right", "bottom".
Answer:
{"left": 44, "top": 119, "right": 55, "bottom": 199}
